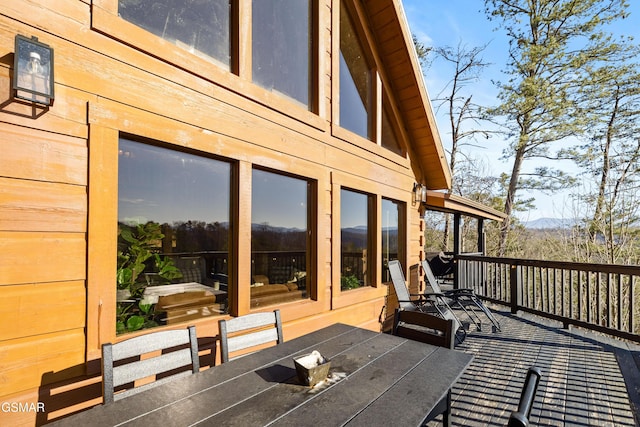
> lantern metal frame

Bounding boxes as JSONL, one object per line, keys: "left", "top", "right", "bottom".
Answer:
{"left": 13, "top": 35, "right": 55, "bottom": 106}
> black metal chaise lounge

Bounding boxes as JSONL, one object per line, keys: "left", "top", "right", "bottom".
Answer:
{"left": 422, "top": 259, "right": 501, "bottom": 332}
{"left": 388, "top": 260, "right": 466, "bottom": 343}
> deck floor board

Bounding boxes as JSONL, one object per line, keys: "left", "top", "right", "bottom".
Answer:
{"left": 425, "top": 309, "right": 640, "bottom": 426}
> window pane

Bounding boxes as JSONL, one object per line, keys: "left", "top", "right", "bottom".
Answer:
{"left": 339, "top": 3, "right": 371, "bottom": 139}
{"left": 341, "top": 189, "right": 370, "bottom": 290}
{"left": 251, "top": 169, "right": 310, "bottom": 308}
{"left": 119, "top": 0, "right": 231, "bottom": 69}
{"left": 252, "top": 0, "right": 311, "bottom": 108}
{"left": 117, "top": 138, "right": 231, "bottom": 334}
{"left": 382, "top": 198, "right": 401, "bottom": 283}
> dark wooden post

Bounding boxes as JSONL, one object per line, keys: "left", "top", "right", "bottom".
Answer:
{"left": 453, "top": 214, "right": 461, "bottom": 291}
{"left": 510, "top": 265, "right": 521, "bottom": 314}
{"left": 477, "top": 218, "right": 485, "bottom": 255}
{"left": 453, "top": 213, "right": 461, "bottom": 255}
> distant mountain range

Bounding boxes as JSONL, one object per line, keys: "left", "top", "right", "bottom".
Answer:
{"left": 522, "top": 217, "right": 576, "bottom": 229}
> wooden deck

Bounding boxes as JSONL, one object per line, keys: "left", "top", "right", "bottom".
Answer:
{"left": 427, "top": 309, "right": 640, "bottom": 426}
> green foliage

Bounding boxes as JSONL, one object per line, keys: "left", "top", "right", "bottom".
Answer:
{"left": 116, "top": 221, "right": 182, "bottom": 334}
{"left": 341, "top": 275, "right": 361, "bottom": 290}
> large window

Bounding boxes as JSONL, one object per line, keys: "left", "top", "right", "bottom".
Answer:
{"left": 118, "top": 0, "right": 232, "bottom": 69}
{"left": 252, "top": 0, "right": 312, "bottom": 108}
{"left": 339, "top": 2, "right": 372, "bottom": 140}
{"left": 251, "top": 169, "right": 312, "bottom": 308}
{"left": 340, "top": 189, "right": 372, "bottom": 290}
{"left": 117, "top": 138, "right": 231, "bottom": 334}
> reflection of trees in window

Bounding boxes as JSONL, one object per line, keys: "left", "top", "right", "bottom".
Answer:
{"left": 117, "top": 138, "right": 232, "bottom": 332}
{"left": 339, "top": 2, "right": 371, "bottom": 139}
{"left": 252, "top": 0, "right": 312, "bottom": 108}
{"left": 119, "top": 0, "right": 231, "bottom": 68}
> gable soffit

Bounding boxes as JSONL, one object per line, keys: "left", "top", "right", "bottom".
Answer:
{"left": 360, "top": 0, "right": 451, "bottom": 190}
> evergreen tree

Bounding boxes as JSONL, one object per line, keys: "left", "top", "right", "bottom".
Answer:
{"left": 484, "top": 0, "right": 630, "bottom": 255}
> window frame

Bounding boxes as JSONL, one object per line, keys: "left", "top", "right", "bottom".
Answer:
{"left": 339, "top": 187, "right": 375, "bottom": 290}
{"left": 333, "top": 0, "right": 377, "bottom": 144}
{"left": 91, "top": 0, "right": 323, "bottom": 128}
{"left": 115, "top": 135, "right": 237, "bottom": 334}
{"left": 331, "top": 0, "right": 410, "bottom": 161}
{"left": 249, "top": 166, "right": 318, "bottom": 309}
{"left": 381, "top": 197, "right": 406, "bottom": 283}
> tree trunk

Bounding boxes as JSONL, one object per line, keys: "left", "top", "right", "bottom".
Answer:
{"left": 499, "top": 143, "right": 526, "bottom": 256}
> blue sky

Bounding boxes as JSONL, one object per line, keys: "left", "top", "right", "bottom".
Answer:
{"left": 401, "top": 0, "right": 640, "bottom": 220}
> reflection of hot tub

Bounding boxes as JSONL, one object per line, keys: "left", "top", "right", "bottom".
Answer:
{"left": 144, "top": 282, "right": 227, "bottom": 324}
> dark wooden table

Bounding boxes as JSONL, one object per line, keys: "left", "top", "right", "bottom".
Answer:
{"left": 52, "top": 323, "right": 473, "bottom": 427}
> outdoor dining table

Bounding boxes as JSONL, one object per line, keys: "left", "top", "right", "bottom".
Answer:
{"left": 51, "top": 323, "right": 473, "bottom": 427}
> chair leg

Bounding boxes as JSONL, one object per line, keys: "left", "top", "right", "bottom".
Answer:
{"left": 422, "top": 389, "right": 451, "bottom": 427}
{"left": 470, "top": 297, "right": 501, "bottom": 332}
{"left": 442, "top": 389, "right": 452, "bottom": 427}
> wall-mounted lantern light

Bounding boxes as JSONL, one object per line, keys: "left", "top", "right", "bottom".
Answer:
{"left": 412, "top": 182, "right": 426, "bottom": 206}
{"left": 13, "top": 35, "right": 54, "bottom": 106}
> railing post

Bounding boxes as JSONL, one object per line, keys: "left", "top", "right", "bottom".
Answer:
{"left": 510, "top": 265, "right": 521, "bottom": 314}
{"left": 453, "top": 258, "right": 459, "bottom": 290}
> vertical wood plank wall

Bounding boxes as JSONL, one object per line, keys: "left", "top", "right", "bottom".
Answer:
{"left": 0, "top": 1, "right": 429, "bottom": 424}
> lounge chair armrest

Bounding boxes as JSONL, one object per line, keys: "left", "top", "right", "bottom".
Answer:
{"left": 423, "top": 292, "right": 446, "bottom": 298}
{"left": 445, "top": 289, "right": 475, "bottom": 296}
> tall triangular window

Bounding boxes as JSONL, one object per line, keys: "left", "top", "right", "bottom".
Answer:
{"left": 339, "top": 2, "right": 372, "bottom": 140}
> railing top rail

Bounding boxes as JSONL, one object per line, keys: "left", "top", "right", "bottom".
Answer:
{"left": 455, "top": 254, "right": 640, "bottom": 275}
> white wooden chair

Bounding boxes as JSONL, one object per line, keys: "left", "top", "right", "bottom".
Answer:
{"left": 102, "top": 326, "right": 200, "bottom": 404}
{"left": 218, "top": 310, "right": 283, "bottom": 363}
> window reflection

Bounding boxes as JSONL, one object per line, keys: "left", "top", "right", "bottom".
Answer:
{"left": 119, "top": 0, "right": 232, "bottom": 69}
{"left": 382, "top": 93, "right": 404, "bottom": 156}
{"left": 382, "top": 198, "right": 402, "bottom": 282}
{"left": 339, "top": 2, "right": 371, "bottom": 139}
{"left": 117, "top": 138, "right": 231, "bottom": 334}
{"left": 251, "top": 169, "right": 311, "bottom": 308}
{"left": 341, "top": 189, "right": 370, "bottom": 290}
{"left": 252, "top": 0, "right": 312, "bottom": 108}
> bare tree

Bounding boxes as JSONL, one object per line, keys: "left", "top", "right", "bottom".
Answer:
{"left": 415, "top": 40, "right": 493, "bottom": 251}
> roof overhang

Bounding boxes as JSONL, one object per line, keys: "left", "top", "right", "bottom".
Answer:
{"left": 365, "top": 0, "right": 451, "bottom": 190}
{"left": 424, "top": 191, "right": 507, "bottom": 222}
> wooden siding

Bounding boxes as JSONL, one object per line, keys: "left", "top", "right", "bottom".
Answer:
{"left": 0, "top": 1, "right": 438, "bottom": 424}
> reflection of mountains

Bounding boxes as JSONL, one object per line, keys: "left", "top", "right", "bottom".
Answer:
{"left": 119, "top": 220, "right": 397, "bottom": 252}
{"left": 341, "top": 226, "right": 398, "bottom": 250}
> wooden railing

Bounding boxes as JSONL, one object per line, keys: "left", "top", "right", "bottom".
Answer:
{"left": 455, "top": 254, "right": 640, "bottom": 343}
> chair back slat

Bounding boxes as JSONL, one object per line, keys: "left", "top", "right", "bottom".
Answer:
{"left": 226, "top": 328, "right": 280, "bottom": 353}
{"left": 111, "top": 328, "right": 192, "bottom": 360}
{"left": 393, "top": 309, "right": 455, "bottom": 349}
{"left": 112, "top": 348, "right": 195, "bottom": 387}
{"left": 223, "top": 312, "right": 279, "bottom": 333}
